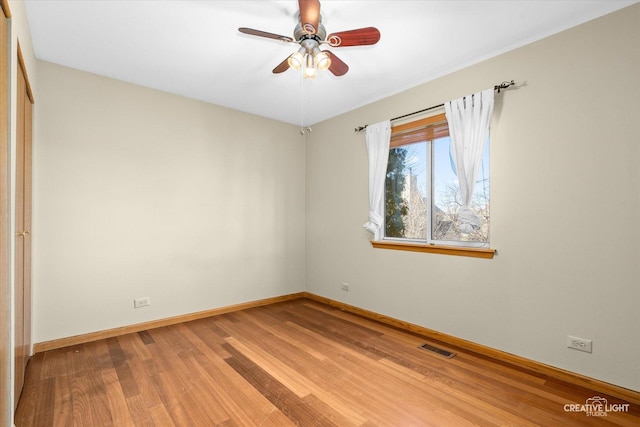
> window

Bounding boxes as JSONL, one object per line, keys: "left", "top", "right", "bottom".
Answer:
{"left": 383, "top": 113, "right": 490, "bottom": 249}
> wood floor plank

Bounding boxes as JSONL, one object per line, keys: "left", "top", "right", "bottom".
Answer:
{"left": 13, "top": 358, "right": 37, "bottom": 425}
{"left": 287, "top": 329, "right": 478, "bottom": 425}
{"left": 28, "top": 376, "right": 55, "bottom": 425}
{"left": 69, "top": 371, "right": 99, "bottom": 426}
{"left": 172, "top": 322, "right": 295, "bottom": 427}
{"left": 101, "top": 366, "right": 137, "bottom": 426}
{"left": 16, "top": 298, "right": 640, "bottom": 426}
{"left": 224, "top": 330, "right": 369, "bottom": 425}
{"left": 224, "top": 335, "right": 313, "bottom": 399}
{"left": 51, "top": 374, "right": 74, "bottom": 426}
{"left": 145, "top": 370, "right": 198, "bottom": 426}
{"left": 379, "top": 356, "right": 542, "bottom": 427}
{"left": 147, "top": 403, "right": 176, "bottom": 427}
{"left": 115, "top": 334, "right": 164, "bottom": 411}
{"left": 183, "top": 317, "right": 232, "bottom": 359}
{"left": 124, "top": 394, "right": 153, "bottom": 426}
{"left": 222, "top": 341, "right": 338, "bottom": 426}
{"left": 173, "top": 339, "right": 259, "bottom": 425}
{"left": 233, "top": 308, "right": 329, "bottom": 362}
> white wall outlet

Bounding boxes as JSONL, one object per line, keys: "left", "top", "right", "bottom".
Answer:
{"left": 341, "top": 282, "right": 350, "bottom": 292}
{"left": 567, "top": 335, "right": 592, "bottom": 353}
{"left": 134, "top": 297, "right": 151, "bottom": 308}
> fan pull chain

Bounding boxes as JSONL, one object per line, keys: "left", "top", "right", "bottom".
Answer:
{"left": 300, "top": 72, "right": 305, "bottom": 135}
{"left": 299, "top": 74, "right": 312, "bottom": 135}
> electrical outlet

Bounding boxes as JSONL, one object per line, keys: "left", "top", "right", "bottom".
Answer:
{"left": 341, "top": 282, "right": 350, "bottom": 292}
{"left": 134, "top": 297, "right": 151, "bottom": 308}
{"left": 567, "top": 335, "right": 592, "bottom": 353}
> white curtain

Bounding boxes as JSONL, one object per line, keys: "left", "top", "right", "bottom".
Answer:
{"left": 445, "top": 89, "right": 494, "bottom": 234}
{"left": 362, "top": 120, "right": 391, "bottom": 240}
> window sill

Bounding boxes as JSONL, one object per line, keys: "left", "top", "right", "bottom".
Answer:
{"left": 371, "top": 240, "right": 496, "bottom": 259}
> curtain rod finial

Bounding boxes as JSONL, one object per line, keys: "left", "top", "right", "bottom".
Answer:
{"left": 495, "top": 80, "right": 515, "bottom": 93}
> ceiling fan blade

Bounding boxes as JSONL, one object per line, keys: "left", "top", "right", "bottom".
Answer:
{"left": 298, "top": 0, "right": 320, "bottom": 34}
{"left": 327, "top": 27, "right": 381, "bottom": 47}
{"left": 272, "top": 56, "right": 291, "bottom": 74}
{"left": 324, "top": 51, "right": 348, "bottom": 76}
{"left": 238, "top": 27, "right": 294, "bottom": 43}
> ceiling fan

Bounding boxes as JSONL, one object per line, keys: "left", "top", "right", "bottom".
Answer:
{"left": 238, "top": 0, "right": 381, "bottom": 78}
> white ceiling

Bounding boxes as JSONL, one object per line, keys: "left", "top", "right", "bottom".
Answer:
{"left": 25, "top": 0, "right": 636, "bottom": 126}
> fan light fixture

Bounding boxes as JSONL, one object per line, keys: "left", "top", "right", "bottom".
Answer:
{"left": 303, "top": 53, "right": 317, "bottom": 79}
{"left": 288, "top": 47, "right": 305, "bottom": 70}
{"left": 314, "top": 48, "right": 331, "bottom": 70}
{"left": 288, "top": 39, "right": 330, "bottom": 79}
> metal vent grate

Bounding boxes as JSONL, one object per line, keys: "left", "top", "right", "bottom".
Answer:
{"left": 419, "top": 343, "right": 456, "bottom": 359}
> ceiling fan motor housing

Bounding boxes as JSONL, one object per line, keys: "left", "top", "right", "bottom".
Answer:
{"left": 293, "top": 21, "right": 327, "bottom": 43}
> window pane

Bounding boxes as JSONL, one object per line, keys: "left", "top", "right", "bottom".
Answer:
{"left": 384, "top": 142, "right": 427, "bottom": 239}
{"left": 432, "top": 136, "right": 490, "bottom": 243}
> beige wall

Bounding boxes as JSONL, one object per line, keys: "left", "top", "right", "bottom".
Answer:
{"left": 306, "top": 5, "right": 640, "bottom": 391}
{"left": 32, "top": 61, "right": 306, "bottom": 343}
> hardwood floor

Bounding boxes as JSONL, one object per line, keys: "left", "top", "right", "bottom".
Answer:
{"left": 15, "top": 298, "right": 640, "bottom": 426}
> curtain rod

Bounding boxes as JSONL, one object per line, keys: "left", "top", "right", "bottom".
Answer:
{"left": 354, "top": 80, "right": 515, "bottom": 133}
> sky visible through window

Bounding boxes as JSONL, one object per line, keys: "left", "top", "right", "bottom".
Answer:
{"left": 405, "top": 136, "right": 490, "bottom": 209}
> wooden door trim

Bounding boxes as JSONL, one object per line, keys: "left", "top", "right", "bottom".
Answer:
{"left": 17, "top": 43, "right": 33, "bottom": 104}
{"left": 0, "top": 0, "right": 10, "bottom": 19}
{"left": 13, "top": 42, "right": 33, "bottom": 409}
{"left": 0, "top": 3, "right": 9, "bottom": 425}
{"left": 13, "top": 49, "right": 26, "bottom": 407}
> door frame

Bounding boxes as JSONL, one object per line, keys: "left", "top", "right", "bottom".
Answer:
{"left": 0, "top": 1, "right": 11, "bottom": 425}
{"left": 14, "top": 43, "right": 33, "bottom": 408}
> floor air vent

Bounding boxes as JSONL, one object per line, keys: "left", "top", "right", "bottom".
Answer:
{"left": 419, "top": 343, "right": 456, "bottom": 359}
